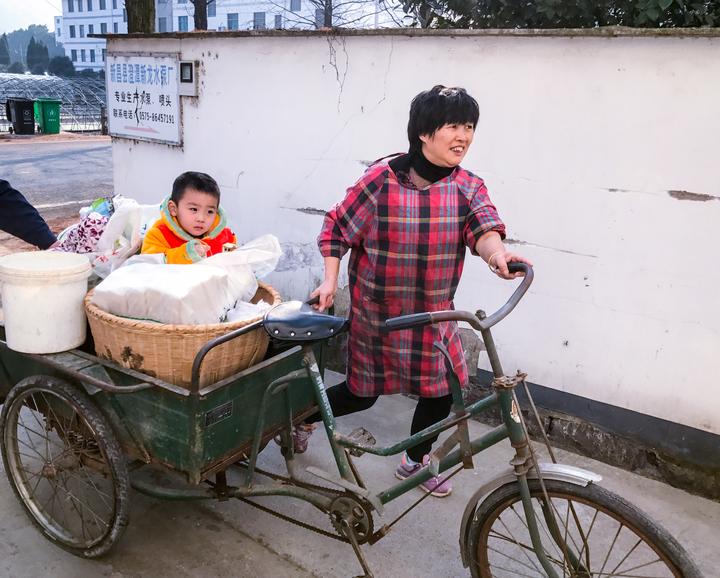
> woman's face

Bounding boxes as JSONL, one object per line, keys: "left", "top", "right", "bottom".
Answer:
{"left": 420, "top": 122, "right": 475, "bottom": 167}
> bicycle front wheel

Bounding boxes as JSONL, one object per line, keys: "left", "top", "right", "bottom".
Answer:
{"left": 467, "top": 479, "right": 701, "bottom": 578}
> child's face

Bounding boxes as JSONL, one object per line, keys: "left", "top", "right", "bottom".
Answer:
{"left": 168, "top": 188, "right": 218, "bottom": 238}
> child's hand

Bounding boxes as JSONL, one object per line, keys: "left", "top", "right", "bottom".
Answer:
{"left": 195, "top": 242, "right": 210, "bottom": 258}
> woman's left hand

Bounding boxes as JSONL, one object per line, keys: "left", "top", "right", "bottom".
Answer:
{"left": 489, "top": 251, "right": 533, "bottom": 280}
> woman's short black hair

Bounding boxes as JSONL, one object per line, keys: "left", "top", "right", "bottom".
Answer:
{"left": 407, "top": 85, "right": 480, "bottom": 152}
{"left": 171, "top": 171, "right": 221, "bottom": 204}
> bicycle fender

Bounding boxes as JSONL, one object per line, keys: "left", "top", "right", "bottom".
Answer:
{"left": 458, "top": 463, "right": 602, "bottom": 567}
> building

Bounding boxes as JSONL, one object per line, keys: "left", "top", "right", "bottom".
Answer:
{"left": 56, "top": 0, "right": 129, "bottom": 71}
{"left": 160, "top": 0, "right": 399, "bottom": 32}
{"left": 55, "top": 0, "right": 400, "bottom": 71}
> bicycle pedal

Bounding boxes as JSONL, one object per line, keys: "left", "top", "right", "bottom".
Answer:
{"left": 347, "top": 427, "right": 376, "bottom": 457}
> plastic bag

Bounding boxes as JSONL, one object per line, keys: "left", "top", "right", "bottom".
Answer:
{"left": 92, "top": 197, "right": 159, "bottom": 278}
{"left": 207, "top": 234, "right": 282, "bottom": 279}
{"left": 225, "top": 300, "right": 272, "bottom": 323}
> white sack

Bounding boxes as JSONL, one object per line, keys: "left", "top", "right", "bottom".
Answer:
{"left": 91, "top": 263, "right": 242, "bottom": 325}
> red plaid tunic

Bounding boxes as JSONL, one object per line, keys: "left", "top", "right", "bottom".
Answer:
{"left": 318, "top": 158, "right": 505, "bottom": 398}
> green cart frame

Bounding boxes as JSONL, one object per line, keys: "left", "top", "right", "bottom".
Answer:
{"left": 0, "top": 264, "right": 701, "bottom": 577}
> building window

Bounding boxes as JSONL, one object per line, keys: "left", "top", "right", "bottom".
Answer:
{"left": 113, "top": 22, "right": 118, "bottom": 33}
{"left": 208, "top": 0, "right": 216, "bottom": 17}
{"left": 88, "top": 24, "right": 94, "bottom": 34}
{"left": 90, "top": 49, "right": 95, "bottom": 62}
{"left": 123, "top": 9, "right": 127, "bottom": 22}
{"left": 315, "top": 8, "right": 324, "bottom": 27}
{"left": 178, "top": 16, "right": 189, "bottom": 31}
{"left": 71, "top": 49, "right": 77, "bottom": 62}
{"left": 81, "top": 49, "right": 86, "bottom": 62}
{"left": 178, "top": 0, "right": 187, "bottom": 3}
{"left": 68, "top": 0, "right": 74, "bottom": 13}
{"left": 100, "top": 0, "right": 106, "bottom": 9}
{"left": 112, "top": 0, "right": 117, "bottom": 8}
{"left": 78, "top": 0, "right": 83, "bottom": 11}
{"left": 102, "top": 48, "right": 106, "bottom": 60}
{"left": 158, "top": 17, "right": 167, "bottom": 32}
{"left": 253, "top": 12, "right": 266, "bottom": 29}
{"left": 274, "top": 14, "right": 282, "bottom": 29}
{"left": 290, "top": 0, "right": 301, "bottom": 11}
{"left": 101, "top": 22, "right": 107, "bottom": 33}
{"left": 69, "top": 25, "right": 76, "bottom": 38}
{"left": 80, "top": 24, "right": 85, "bottom": 37}
{"left": 87, "top": 0, "right": 93, "bottom": 10}
{"left": 227, "top": 13, "right": 238, "bottom": 30}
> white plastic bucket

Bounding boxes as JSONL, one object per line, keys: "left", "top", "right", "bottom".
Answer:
{"left": 0, "top": 252, "right": 92, "bottom": 354}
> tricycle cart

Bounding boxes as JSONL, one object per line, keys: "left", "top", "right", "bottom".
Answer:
{"left": 0, "top": 264, "right": 701, "bottom": 577}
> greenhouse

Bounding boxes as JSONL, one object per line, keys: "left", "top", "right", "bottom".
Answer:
{"left": 0, "top": 73, "right": 106, "bottom": 133}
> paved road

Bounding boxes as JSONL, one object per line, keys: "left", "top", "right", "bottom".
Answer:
{"left": 0, "top": 391, "right": 718, "bottom": 578}
{"left": 0, "top": 139, "right": 113, "bottom": 207}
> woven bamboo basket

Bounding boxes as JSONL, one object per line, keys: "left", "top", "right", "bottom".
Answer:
{"left": 84, "top": 282, "right": 281, "bottom": 389}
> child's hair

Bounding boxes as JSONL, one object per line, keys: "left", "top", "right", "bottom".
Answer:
{"left": 171, "top": 171, "right": 221, "bottom": 204}
{"left": 407, "top": 85, "right": 480, "bottom": 153}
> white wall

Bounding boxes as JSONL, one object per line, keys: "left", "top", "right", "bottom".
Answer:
{"left": 107, "top": 31, "right": 720, "bottom": 435}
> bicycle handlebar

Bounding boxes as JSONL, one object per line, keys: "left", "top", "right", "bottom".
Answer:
{"left": 385, "top": 262, "right": 534, "bottom": 332}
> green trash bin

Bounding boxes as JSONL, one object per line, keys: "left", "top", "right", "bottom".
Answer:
{"left": 34, "top": 98, "right": 62, "bottom": 134}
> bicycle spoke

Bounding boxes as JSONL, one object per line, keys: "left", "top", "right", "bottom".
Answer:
{"left": 598, "top": 520, "right": 624, "bottom": 577}
{"left": 495, "top": 513, "right": 544, "bottom": 574}
{"left": 609, "top": 537, "right": 643, "bottom": 576}
{"left": 608, "top": 556, "right": 668, "bottom": 576}
{"left": 487, "top": 545, "right": 545, "bottom": 575}
{"left": 575, "top": 508, "right": 600, "bottom": 571}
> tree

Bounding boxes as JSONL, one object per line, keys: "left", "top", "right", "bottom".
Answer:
{"left": 274, "top": 0, "right": 403, "bottom": 28}
{"left": 79, "top": 68, "right": 97, "bottom": 77}
{"left": 6, "top": 26, "right": 64, "bottom": 66}
{"left": 0, "top": 34, "right": 10, "bottom": 66}
{"left": 48, "top": 55, "right": 76, "bottom": 77}
{"left": 7, "top": 62, "right": 25, "bottom": 74}
{"left": 190, "top": 0, "right": 211, "bottom": 30}
{"left": 27, "top": 38, "right": 50, "bottom": 71}
{"left": 405, "top": 0, "right": 720, "bottom": 28}
{"left": 125, "top": 0, "right": 156, "bottom": 33}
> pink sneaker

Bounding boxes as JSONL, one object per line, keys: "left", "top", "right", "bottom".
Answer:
{"left": 291, "top": 423, "right": 316, "bottom": 454}
{"left": 394, "top": 454, "right": 453, "bottom": 497}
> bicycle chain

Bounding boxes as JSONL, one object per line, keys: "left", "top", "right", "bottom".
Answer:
{"left": 232, "top": 463, "right": 351, "bottom": 543}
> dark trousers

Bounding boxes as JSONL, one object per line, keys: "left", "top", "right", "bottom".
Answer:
{"left": 306, "top": 381, "right": 453, "bottom": 463}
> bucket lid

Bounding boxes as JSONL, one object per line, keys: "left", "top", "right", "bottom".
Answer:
{"left": 0, "top": 251, "right": 91, "bottom": 282}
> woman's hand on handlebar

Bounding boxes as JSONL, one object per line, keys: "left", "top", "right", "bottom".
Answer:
{"left": 310, "top": 278, "right": 338, "bottom": 311}
{"left": 490, "top": 251, "right": 534, "bottom": 280}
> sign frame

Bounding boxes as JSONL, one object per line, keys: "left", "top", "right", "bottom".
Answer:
{"left": 105, "top": 51, "right": 183, "bottom": 146}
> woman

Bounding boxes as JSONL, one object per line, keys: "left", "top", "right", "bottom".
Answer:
{"left": 298, "top": 85, "right": 532, "bottom": 497}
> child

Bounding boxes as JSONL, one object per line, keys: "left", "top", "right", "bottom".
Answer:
{"left": 142, "top": 171, "right": 236, "bottom": 264}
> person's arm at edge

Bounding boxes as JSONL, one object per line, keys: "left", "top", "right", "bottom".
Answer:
{"left": 0, "top": 180, "right": 56, "bottom": 249}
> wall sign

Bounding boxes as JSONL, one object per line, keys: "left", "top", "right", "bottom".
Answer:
{"left": 106, "top": 54, "right": 181, "bottom": 145}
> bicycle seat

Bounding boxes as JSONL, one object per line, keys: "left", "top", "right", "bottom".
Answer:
{"left": 263, "top": 300, "right": 349, "bottom": 341}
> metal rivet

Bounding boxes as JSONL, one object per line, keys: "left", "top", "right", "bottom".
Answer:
{"left": 330, "top": 328, "right": 334, "bottom": 333}
{"left": 290, "top": 331, "right": 295, "bottom": 337}
{"left": 274, "top": 329, "right": 279, "bottom": 334}
{"left": 306, "top": 331, "right": 312, "bottom": 336}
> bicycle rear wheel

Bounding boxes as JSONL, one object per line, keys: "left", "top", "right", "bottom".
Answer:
{"left": 467, "top": 479, "right": 701, "bottom": 578}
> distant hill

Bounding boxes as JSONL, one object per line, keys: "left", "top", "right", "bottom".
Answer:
{"left": 6, "top": 25, "right": 64, "bottom": 66}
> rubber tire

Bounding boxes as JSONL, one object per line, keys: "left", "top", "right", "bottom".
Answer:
{"left": 0, "top": 375, "right": 130, "bottom": 558}
{"left": 467, "top": 479, "right": 702, "bottom": 578}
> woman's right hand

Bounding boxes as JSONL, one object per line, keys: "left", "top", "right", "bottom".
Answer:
{"left": 310, "top": 278, "right": 338, "bottom": 311}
